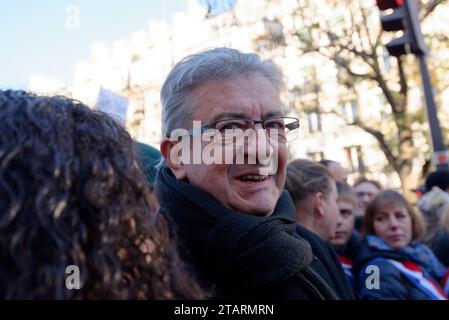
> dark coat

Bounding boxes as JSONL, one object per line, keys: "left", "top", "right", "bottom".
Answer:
{"left": 354, "top": 238, "right": 446, "bottom": 300}
{"left": 296, "top": 225, "right": 356, "bottom": 299}
{"left": 155, "top": 166, "right": 354, "bottom": 300}
{"left": 333, "top": 231, "right": 363, "bottom": 261}
{"left": 429, "top": 227, "right": 449, "bottom": 267}
{"left": 333, "top": 231, "right": 363, "bottom": 289}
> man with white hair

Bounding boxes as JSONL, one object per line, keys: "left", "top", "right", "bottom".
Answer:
{"left": 155, "top": 47, "right": 354, "bottom": 299}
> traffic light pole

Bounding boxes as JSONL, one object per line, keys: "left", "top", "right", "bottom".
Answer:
{"left": 417, "top": 53, "right": 449, "bottom": 171}
{"left": 377, "top": 0, "right": 449, "bottom": 171}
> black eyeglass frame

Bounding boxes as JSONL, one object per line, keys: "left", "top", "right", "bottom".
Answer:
{"left": 187, "top": 116, "right": 300, "bottom": 136}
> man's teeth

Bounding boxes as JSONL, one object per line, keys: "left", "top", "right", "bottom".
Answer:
{"left": 239, "top": 174, "right": 269, "bottom": 181}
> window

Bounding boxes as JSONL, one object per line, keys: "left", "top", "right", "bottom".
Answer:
{"left": 377, "top": 94, "right": 390, "bottom": 120}
{"left": 382, "top": 48, "right": 392, "bottom": 72}
{"left": 307, "top": 151, "right": 324, "bottom": 162}
{"left": 351, "top": 100, "right": 358, "bottom": 122}
{"left": 306, "top": 110, "right": 322, "bottom": 133}
{"left": 344, "top": 145, "right": 365, "bottom": 174}
{"left": 336, "top": 64, "right": 347, "bottom": 83}
{"left": 339, "top": 99, "right": 358, "bottom": 124}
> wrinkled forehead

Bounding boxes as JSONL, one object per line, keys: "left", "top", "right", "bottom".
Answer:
{"left": 188, "top": 74, "right": 284, "bottom": 122}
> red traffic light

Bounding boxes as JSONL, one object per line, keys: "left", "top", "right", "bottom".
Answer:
{"left": 376, "top": 0, "right": 404, "bottom": 10}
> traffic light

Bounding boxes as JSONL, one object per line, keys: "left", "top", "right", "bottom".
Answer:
{"left": 376, "top": 0, "right": 427, "bottom": 57}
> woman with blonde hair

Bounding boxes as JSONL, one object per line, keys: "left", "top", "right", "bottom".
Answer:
{"left": 418, "top": 185, "right": 449, "bottom": 267}
{"left": 354, "top": 190, "right": 448, "bottom": 300}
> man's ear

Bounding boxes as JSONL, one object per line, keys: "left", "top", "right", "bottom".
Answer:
{"left": 313, "top": 192, "right": 325, "bottom": 218}
{"left": 160, "top": 139, "right": 187, "bottom": 180}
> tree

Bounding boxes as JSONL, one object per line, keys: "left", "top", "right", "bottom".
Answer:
{"left": 288, "top": 0, "right": 448, "bottom": 195}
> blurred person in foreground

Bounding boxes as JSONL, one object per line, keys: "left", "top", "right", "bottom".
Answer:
{"left": 355, "top": 190, "right": 447, "bottom": 300}
{"left": 0, "top": 90, "right": 203, "bottom": 299}
{"left": 155, "top": 47, "right": 354, "bottom": 299}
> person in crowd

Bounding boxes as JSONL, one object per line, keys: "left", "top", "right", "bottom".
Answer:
{"left": 435, "top": 206, "right": 449, "bottom": 267}
{"left": 417, "top": 170, "right": 449, "bottom": 266}
{"left": 329, "top": 181, "right": 361, "bottom": 288}
{"left": 134, "top": 141, "right": 162, "bottom": 187}
{"left": 0, "top": 90, "right": 204, "bottom": 299}
{"left": 425, "top": 170, "right": 449, "bottom": 193}
{"left": 418, "top": 187, "right": 449, "bottom": 266}
{"left": 353, "top": 177, "right": 383, "bottom": 231}
{"left": 319, "top": 159, "right": 348, "bottom": 183}
{"left": 155, "top": 47, "right": 354, "bottom": 299}
{"left": 355, "top": 190, "right": 448, "bottom": 300}
{"left": 412, "top": 170, "right": 449, "bottom": 199}
{"left": 285, "top": 159, "right": 340, "bottom": 242}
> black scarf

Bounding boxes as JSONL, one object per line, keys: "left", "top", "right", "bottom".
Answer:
{"left": 155, "top": 165, "right": 338, "bottom": 299}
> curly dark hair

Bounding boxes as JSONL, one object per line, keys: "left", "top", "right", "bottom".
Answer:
{"left": 0, "top": 90, "right": 204, "bottom": 299}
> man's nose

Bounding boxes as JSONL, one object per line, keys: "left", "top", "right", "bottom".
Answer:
{"left": 245, "top": 127, "right": 273, "bottom": 164}
{"left": 336, "top": 215, "right": 343, "bottom": 226}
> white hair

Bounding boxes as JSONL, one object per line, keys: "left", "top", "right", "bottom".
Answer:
{"left": 160, "top": 47, "right": 284, "bottom": 138}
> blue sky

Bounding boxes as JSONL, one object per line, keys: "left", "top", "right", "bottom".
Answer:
{"left": 0, "top": 0, "right": 187, "bottom": 89}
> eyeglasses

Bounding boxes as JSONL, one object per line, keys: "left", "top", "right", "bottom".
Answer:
{"left": 189, "top": 116, "right": 300, "bottom": 143}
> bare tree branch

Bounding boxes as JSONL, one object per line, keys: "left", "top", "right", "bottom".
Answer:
{"left": 421, "top": 0, "right": 447, "bottom": 20}
{"left": 396, "top": 56, "right": 408, "bottom": 113}
{"left": 315, "top": 49, "right": 374, "bottom": 79}
{"left": 322, "top": 109, "right": 399, "bottom": 170}
{"left": 356, "top": 121, "right": 399, "bottom": 171}
{"left": 287, "top": 0, "right": 447, "bottom": 192}
{"left": 360, "top": 5, "right": 376, "bottom": 53}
